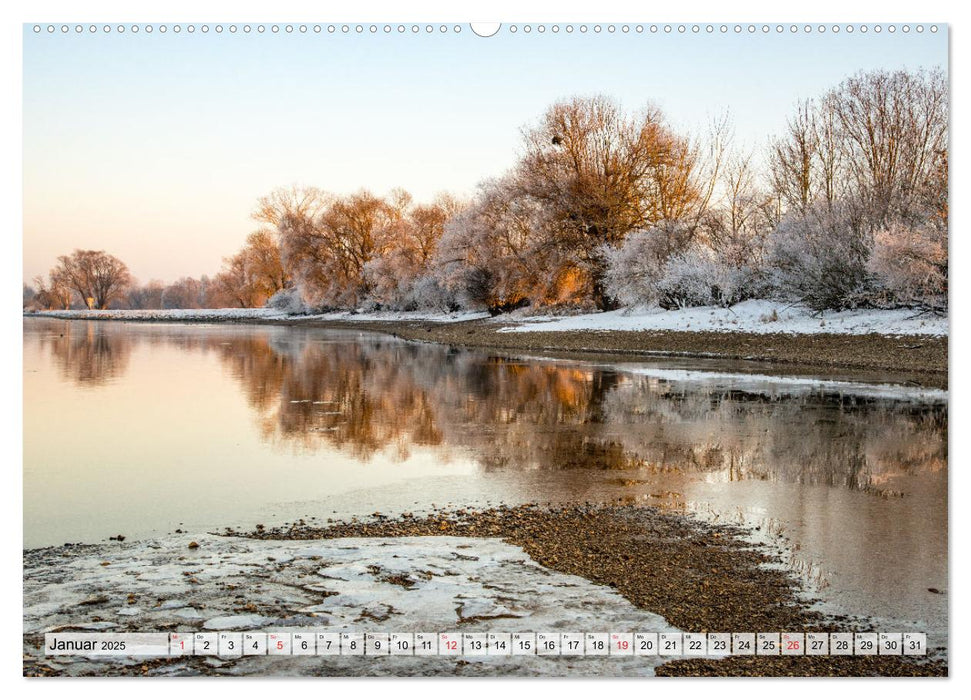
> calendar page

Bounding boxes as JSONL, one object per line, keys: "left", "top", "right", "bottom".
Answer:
{"left": 20, "top": 6, "right": 950, "bottom": 682}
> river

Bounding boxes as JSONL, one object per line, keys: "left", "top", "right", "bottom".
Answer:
{"left": 22, "top": 318, "right": 948, "bottom": 646}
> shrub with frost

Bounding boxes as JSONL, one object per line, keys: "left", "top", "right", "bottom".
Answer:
{"left": 766, "top": 203, "right": 872, "bottom": 311}
{"left": 601, "top": 222, "right": 761, "bottom": 308}
{"left": 408, "top": 276, "right": 459, "bottom": 312}
{"left": 657, "top": 248, "right": 765, "bottom": 309}
{"left": 601, "top": 229, "right": 670, "bottom": 306}
{"left": 362, "top": 253, "right": 410, "bottom": 309}
{"left": 430, "top": 208, "right": 494, "bottom": 309}
{"left": 266, "top": 287, "right": 309, "bottom": 315}
{"left": 868, "top": 219, "right": 947, "bottom": 311}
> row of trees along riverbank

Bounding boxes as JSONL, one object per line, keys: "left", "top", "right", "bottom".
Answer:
{"left": 25, "top": 67, "right": 947, "bottom": 316}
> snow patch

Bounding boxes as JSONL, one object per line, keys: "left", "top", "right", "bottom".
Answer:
{"left": 307, "top": 310, "right": 490, "bottom": 323}
{"left": 31, "top": 308, "right": 289, "bottom": 322}
{"left": 496, "top": 300, "right": 947, "bottom": 337}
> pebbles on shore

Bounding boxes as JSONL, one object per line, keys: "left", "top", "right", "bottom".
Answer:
{"left": 240, "top": 504, "right": 946, "bottom": 677}
{"left": 23, "top": 504, "right": 946, "bottom": 677}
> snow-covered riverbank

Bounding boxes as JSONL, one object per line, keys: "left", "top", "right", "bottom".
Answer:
{"left": 27, "top": 308, "right": 490, "bottom": 324}
{"left": 27, "top": 299, "right": 946, "bottom": 337}
{"left": 25, "top": 301, "right": 948, "bottom": 378}
{"left": 496, "top": 300, "right": 946, "bottom": 337}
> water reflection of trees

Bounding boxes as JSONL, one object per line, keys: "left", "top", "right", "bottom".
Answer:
{"left": 30, "top": 319, "right": 947, "bottom": 489}
{"left": 598, "top": 385, "right": 947, "bottom": 489}
{"left": 220, "top": 337, "right": 446, "bottom": 460}
{"left": 34, "top": 321, "right": 133, "bottom": 386}
{"left": 215, "top": 332, "right": 946, "bottom": 490}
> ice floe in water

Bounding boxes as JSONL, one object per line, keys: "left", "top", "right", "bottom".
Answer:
{"left": 24, "top": 534, "right": 684, "bottom": 676}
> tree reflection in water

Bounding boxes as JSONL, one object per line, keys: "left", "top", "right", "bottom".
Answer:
{"left": 31, "top": 319, "right": 947, "bottom": 491}
{"left": 39, "top": 322, "right": 133, "bottom": 386}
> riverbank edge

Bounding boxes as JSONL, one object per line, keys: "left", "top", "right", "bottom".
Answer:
{"left": 23, "top": 507, "right": 946, "bottom": 678}
{"left": 232, "top": 504, "right": 946, "bottom": 677}
{"left": 25, "top": 312, "right": 949, "bottom": 385}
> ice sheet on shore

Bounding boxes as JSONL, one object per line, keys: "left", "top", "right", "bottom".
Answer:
{"left": 24, "top": 534, "right": 683, "bottom": 677}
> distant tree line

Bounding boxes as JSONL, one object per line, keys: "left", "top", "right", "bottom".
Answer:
{"left": 24, "top": 230, "right": 288, "bottom": 312}
{"left": 25, "top": 67, "right": 947, "bottom": 315}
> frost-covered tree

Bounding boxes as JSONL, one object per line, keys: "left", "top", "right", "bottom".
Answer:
{"left": 364, "top": 194, "right": 461, "bottom": 310}
{"left": 705, "top": 152, "right": 775, "bottom": 268}
{"left": 770, "top": 97, "right": 843, "bottom": 214}
{"left": 255, "top": 185, "right": 465, "bottom": 311}
{"left": 213, "top": 254, "right": 260, "bottom": 308}
{"left": 600, "top": 222, "right": 697, "bottom": 307}
{"left": 829, "top": 68, "right": 948, "bottom": 227}
{"left": 267, "top": 189, "right": 397, "bottom": 309}
{"left": 432, "top": 176, "right": 568, "bottom": 312}
{"left": 771, "top": 68, "right": 947, "bottom": 228}
{"left": 162, "top": 276, "right": 212, "bottom": 309}
{"left": 253, "top": 186, "right": 331, "bottom": 307}
{"left": 241, "top": 229, "right": 289, "bottom": 296}
{"left": 22, "top": 283, "right": 37, "bottom": 310}
{"left": 515, "top": 96, "right": 703, "bottom": 309}
{"left": 765, "top": 67, "right": 948, "bottom": 311}
{"left": 600, "top": 229, "right": 669, "bottom": 307}
{"left": 211, "top": 230, "right": 289, "bottom": 308}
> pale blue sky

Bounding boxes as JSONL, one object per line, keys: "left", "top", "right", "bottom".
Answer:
{"left": 23, "top": 25, "right": 948, "bottom": 283}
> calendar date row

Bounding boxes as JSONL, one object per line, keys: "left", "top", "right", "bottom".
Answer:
{"left": 45, "top": 631, "right": 927, "bottom": 658}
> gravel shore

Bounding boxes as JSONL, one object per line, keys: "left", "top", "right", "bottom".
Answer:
{"left": 238, "top": 504, "right": 947, "bottom": 677}
{"left": 276, "top": 317, "right": 947, "bottom": 387}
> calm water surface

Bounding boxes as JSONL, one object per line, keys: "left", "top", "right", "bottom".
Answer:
{"left": 23, "top": 319, "right": 947, "bottom": 638}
